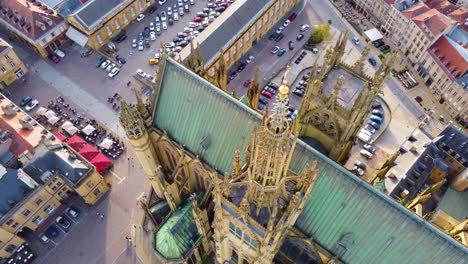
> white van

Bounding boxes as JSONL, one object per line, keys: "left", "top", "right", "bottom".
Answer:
{"left": 357, "top": 132, "right": 373, "bottom": 144}
{"left": 55, "top": 49, "right": 66, "bottom": 58}
{"left": 360, "top": 149, "right": 373, "bottom": 159}
{"left": 360, "top": 128, "right": 372, "bottom": 137}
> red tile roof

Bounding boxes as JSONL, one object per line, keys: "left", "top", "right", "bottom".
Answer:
{"left": 429, "top": 35, "right": 468, "bottom": 81}
{"left": 411, "top": 8, "right": 453, "bottom": 39}
{"left": 426, "top": 0, "right": 459, "bottom": 15}
{"left": 449, "top": 7, "right": 468, "bottom": 32}
{"left": 402, "top": 2, "right": 430, "bottom": 20}
{"left": 384, "top": 0, "right": 395, "bottom": 6}
{"left": 0, "top": 0, "right": 64, "bottom": 42}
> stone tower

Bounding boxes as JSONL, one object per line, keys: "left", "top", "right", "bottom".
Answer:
{"left": 119, "top": 100, "right": 165, "bottom": 199}
{"left": 211, "top": 69, "right": 319, "bottom": 264}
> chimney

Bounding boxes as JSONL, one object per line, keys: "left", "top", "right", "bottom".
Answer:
{"left": 1, "top": 105, "right": 18, "bottom": 116}
{"left": 17, "top": 169, "right": 39, "bottom": 189}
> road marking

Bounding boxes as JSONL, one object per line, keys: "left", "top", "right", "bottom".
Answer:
{"left": 109, "top": 170, "right": 127, "bottom": 184}
{"left": 136, "top": 192, "right": 145, "bottom": 201}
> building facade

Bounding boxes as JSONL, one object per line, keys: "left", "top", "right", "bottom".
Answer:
{"left": 59, "top": 0, "right": 155, "bottom": 50}
{"left": 120, "top": 56, "right": 468, "bottom": 263}
{"left": 0, "top": 38, "right": 27, "bottom": 90}
{"left": 0, "top": 0, "right": 68, "bottom": 58}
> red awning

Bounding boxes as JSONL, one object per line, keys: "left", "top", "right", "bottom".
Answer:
{"left": 78, "top": 144, "right": 99, "bottom": 161}
{"left": 53, "top": 132, "right": 67, "bottom": 142}
{"left": 90, "top": 153, "right": 112, "bottom": 174}
{"left": 66, "top": 135, "right": 86, "bottom": 152}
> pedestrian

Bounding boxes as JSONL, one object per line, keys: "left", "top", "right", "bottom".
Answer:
{"left": 100, "top": 214, "right": 104, "bottom": 219}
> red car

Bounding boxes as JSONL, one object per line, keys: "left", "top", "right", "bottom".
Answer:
{"left": 261, "top": 90, "right": 272, "bottom": 99}
{"left": 243, "top": 80, "right": 252, "bottom": 87}
{"left": 48, "top": 54, "right": 60, "bottom": 64}
{"left": 289, "top": 13, "right": 297, "bottom": 21}
{"left": 192, "top": 17, "right": 203, "bottom": 22}
{"left": 218, "top": 2, "right": 229, "bottom": 8}
{"left": 414, "top": 96, "right": 423, "bottom": 103}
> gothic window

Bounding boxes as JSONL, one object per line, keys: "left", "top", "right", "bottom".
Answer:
{"left": 235, "top": 226, "right": 242, "bottom": 239}
{"left": 193, "top": 166, "right": 205, "bottom": 190}
{"left": 164, "top": 147, "right": 177, "bottom": 170}
{"left": 229, "top": 222, "right": 235, "bottom": 233}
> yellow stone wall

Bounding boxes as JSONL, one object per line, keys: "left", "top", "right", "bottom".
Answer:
{"left": 74, "top": 170, "right": 110, "bottom": 205}
{"left": 0, "top": 44, "right": 28, "bottom": 89}
{"left": 67, "top": 0, "right": 155, "bottom": 50}
{"left": 0, "top": 228, "right": 25, "bottom": 259}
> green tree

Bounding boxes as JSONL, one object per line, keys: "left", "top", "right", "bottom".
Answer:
{"left": 308, "top": 22, "right": 331, "bottom": 45}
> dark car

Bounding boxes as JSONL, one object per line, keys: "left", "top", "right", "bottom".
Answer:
{"left": 296, "top": 33, "right": 304, "bottom": 41}
{"left": 115, "top": 33, "right": 127, "bottom": 43}
{"left": 173, "top": 37, "right": 183, "bottom": 43}
{"left": 368, "top": 57, "right": 377, "bottom": 66}
{"left": 196, "top": 25, "right": 205, "bottom": 32}
{"left": 259, "top": 96, "right": 268, "bottom": 105}
{"left": 237, "top": 61, "right": 246, "bottom": 72}
{"left": 269, "top": 33, "right": 277, "bottom": 40}
{"left": 216, "top": 6, "right": 226, "bottom": 12}
{"left": 363, "top": 144, "right": 376, "bottom": 154}
{"left": 143, "top": 27, "right": 150, "bottom": 38}
{"left": 95, "top": 57, "right": 106, "bottom": 67}
{"left": 258, "top": 103, "right": 265, "bottom": 111}
{"left": 138, "top": 32, "right": 144, "bottom": 41}
{"left": 372, "top": 109, "right": 384, "bottom": 117}
{"left": 179, "top": 40, "right": 189, "bottom": 47}
{"left": 288, "top": 41, "right": 294, "bottom": 50}
{"left": 354, "top": 160, "right": 367, "bottom": 170}
{"left": 368, "top": 120, "right": 381, "bottom": 130}
{"left": 20, "top": 96, "right": 32, "bottom": 106}
{"left": 277, "top": 48, "right": 286, "bottom": 56}
{"left": 379, "top": 45, "right": 390, "bottom": 52}
{"left": 148, "top": 5, "right": 158, "bottom": 14}
{"left": 228, "top": 71, "right": 237, "bottom": 80}
{"left": 373, "top": 40, "right": 384, "bottom": 48}
{"left": 145, "top": 39, "right": 150, "bottom": 48}
{"left": 49, "top": 54, "right": 60, "bottom": 64}
{"left": 168, "top": 17, "right": 174, "bottom": 25}
{"left": 275, "top": 33, "right": 284, "bottom": 42}
{"left": 47, "top": 226, "right": 60, "bottom": 238}
{"left": 268, "top": 83, "right": 279, "bottom": 90}
{"left": 371, "top": 102, "right": 382, "bottom": 109}
{"left": 301, "top": 50, "right": 307, "bottom": 56}
{"left": 116, "top": 55, "right": 126, "bottom": 64}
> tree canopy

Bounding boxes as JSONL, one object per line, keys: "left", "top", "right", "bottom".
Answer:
{"left": 308, "top": 22, "right": 331, "bottom": 45}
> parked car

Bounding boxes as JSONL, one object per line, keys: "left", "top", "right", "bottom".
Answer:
{"left": 173, "top": 12, "right": 179, "bottom": 21}
{"left": 364, "top": 124, "right": 376, "bottom": 134}
{"left": 218, "top": 2, "right": 229, "bottom": 8}
{"left": 372, "top": 109, "right": 384, "bottom": 116}
{"left": 95, "top": 56, "right": 106, "bottom": 67}
{"left": 297, "top": 34, "right": 304, "bottom": 41}
{"left": 268, "top": 83, "right": 279, "bottom": 90}
{"left": 288, "top": 41, "right": 294, "bottom": 50}
{"left": 379, "top": 45, "right": 390, "bottom": 52}
{"left": 259, "top": 96, "right": 268, "bottom": 105}
{"left": 115, "top": 33, "right": 127, "bottom": 43}
{"left": 371, "top": 102, "right": 382, "bottom": 109}
{"left": 168, "top": 17, "right": 174, "bottom": 25}
{"left": 258, "top": 103, "right": 265, "bottom": 111}
{"left": 136, "top": 69, "right": 147, "bottom": 78}
{"left": 293, "top": 89, "right": 304, "bottom": 97}
{"left": 360, "top": 149, "right": 373, "bottom": 159}
{"left": 354, "top": 160, "right": 367, "bottom": 170}
{"left": 261, "top": 90, "right": 272, "bottom": 98}
{"left": 149, "top": 5, "right": 158, "bottom": 14}
{"left": 363, "top": 144, "right": 376, "bottom": 154}
{"left": 271, "top": 46, "right": 280, "bottom": 54}
{"left": 143, "top": 27, "right": 150, "bottom": 37}
{"left": 138, "top": 40, "right": 144, "bottom": 51}
{"left": 352, "top": 37, "right": 360, "bottom": 45}
{"left": 138, "top": 32, "right": 144, "bottom": 40}
{"left": 243, "top": 80, "right": 252, "bottom": 87}
{"left": 190, "top": 0, "right": 194, "bottom": 5}
{"left": 54, "top": 49, "right": 65, "bottom": 58}
{"left": 66, "top": 207, "right": 80, "bottom": 218}
{"left": 163, "top": 9, "right": 169, "bottom": 20}
{"left": 275, "top": 33, "right": 284, "bottom": 42}
{"left": 276, "top": 26, "right": 284, "bottom": 34}
{"left": 150, "top": 31, "right": 156, "bottom": 41}
{"left": 368, "top": 121, "right": 381, "bottom": 130}
{"left": 368, "top": 57, "right": 377, "bottom": 66}
{"left": 370, "top": 115, "right": 383, "bottom": 123}
{"left": 131, "top": 39, "right": 137, "bottom": 48}
{"left": 193, "top": 16, "right": 203, "bottom": 22}
{"left": 373, "top": 40, "right": 384, "bottom": 48}
{"left": 158, "top": 0, "right": 167, "bottom": 5}
{"left": 283, "top": 19, "right": 291, "bottom": 27}
{"left": 155, "top": 15, "right": 161, "bottom": 26}
{"left": 47, "top": 226, "right": 60, "bottom": 238}
{"left": 300, "top": 24, "right": 310, "bottom": 32}
{"left": 25, "top": 99, "right": 39, "bottom": 111}
{"left": 353, "top": 167, "right": 364, "bottom": 176}
{"left": 136, "top": 14, "right": 145, "bottom": 21}
{"left": 106, "top": 63, "right": 115, "bottom": 73}
{"left": 289, "top": 12, "right": 297, "bottom": 21}
{"left": 116, "top": 55, "right": 126, "bottom": 64}
{"left": 108, "top": 67, "right": 120, "bottom": 78}
{"left": 246, "top": 55, "right": 254, "bottom": 64}
{"left": 277, "top": 48, "right": 286, "bottom": 56}
{"left": 414, "top": 96, "right": 423, "bottom": 103}
{"left": 48, "top": 54, "right": 60, "bottom": 64}
{"left": 40, "top": 234, "right": 50, "bottom": 243}
{"left": 100, "top": 59, "right": 110, "bottom": 69}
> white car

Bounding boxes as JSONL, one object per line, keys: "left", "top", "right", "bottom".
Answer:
{"left": 138, "top": 40, "right": 144, "bottom": 51}
{"left": 283, "top": 19, "right": 291, "bottom": 27}
{"left": 246, "top": 55, "right": 254, "bottom": 64}
{"left": 352, "top": 37, "right": 360, "bottom": 45}
{"left": 155, "top": 52, "right": 161, "bottom": 59}
{"left": 136, "top": 14, "right": 145, "bottom": 21}
{"left": 271, "top": 46, "right": 280, "bottom": 54}
{"left": 55, "top": 49, "right": 65, "bottom": 58}
{"left": 40, "top": 234, "right": 50, "bottom": 243}
{"left": 25, "top": 99, "right": 39, "bottom": 111}
{"left": 106, "top": 63, "right": 116, "bottom": 72}
{"left": 150, "top": 31, "right": 156, "bottom": 40}
{"left": 100, "top": 59, "right": 110, "bottom": 69}
{"left": 158, "top": 0, "right": 167, "bottom": 5}
{"left": 276, "top": 26, "right": 284, "bottom": 34}
{"left": 66, "top": 207, "right": 79, "bottom": 218}
{"left": 108, "top": 67, "right": 120, "bottom": 78}
{"left": 136, "top": 69, "right": 147, "bottom": 78}
{"left": 149, "top": 22, "right": 155, "bottom": 31}
{"left": 300, "top": 24, "right": 310, "bottom": 32}
{"left": 162, "top": 21, "right": 168, "bottom": 30}
{"left": 173, "top": 12, "right": 179, "bottom": 21}
{"left": 190, "top": 0, "right": 194, "bottom": 5}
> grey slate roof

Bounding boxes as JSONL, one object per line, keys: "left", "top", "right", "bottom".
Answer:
{"left": 0, "top": 167, "right": 33, "bottom": 216}
{"left": 59, "top": 0, "right": 126, "bottom": 29}
{"left": 438, "top": 125, "right": 468, "bottom": 165}
{"left": 198, "top": 0, "right": 272, "bottom": 64}
{"left": 151, "top": 58, "right": 468, "bottom": 263}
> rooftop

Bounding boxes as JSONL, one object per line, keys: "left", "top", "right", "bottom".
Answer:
{"left": 0, "top": 0, "right": 65, "bottom": 42}
{"left": 0, "top": 94, "right": 54, "bottom": 156}
{"left": 401, "top": 2, "right": 431, "bottom": 18}
{"left": 0, "top": 37, "right": 12, "bottom": 55}
{"left": 58, "top": 0, "right": 126, "bottom": 30}
{"left": 429, "top": 35, "right": 468, "bottom": 82}
{"left": 385, "top": 129, "right": 433, "bottom": 194}
{"left": 0, "top": 165, "right": 35, "bottom": 217}
{"left": 39, "top": 0, "right": 67, "bottom": 10}
{"left": 180, "top": 0, "right": 273, "bottom": 65}
{"left": 426, "top": 0, "right": 460, "bottom": 15}
{"left": 438, "top": 124, "right": 468, "bottom": 160}
{"left": 22, "top": 142, "right": 93, "bottom": 185}
{"left": 449, "top": 7, "right": 468, "bottom": 32}
{"left": 437, "top": 186, "right": 468, "bottom": 221}
{"left": 411, "top": 8, "right": 453, "bottom": 38}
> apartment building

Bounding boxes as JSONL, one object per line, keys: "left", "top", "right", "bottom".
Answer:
{"left": 0, "top": 38, "right": 27, "bottom": 90}
{"left": 0, "top": 0, "right": 68, "bottom": 58}
{"left": 59, "top": 0, "right": 155, "bottom": 50}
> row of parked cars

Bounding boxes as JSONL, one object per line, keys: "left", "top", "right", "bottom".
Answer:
{"left": 95, "top": 57, "right": 122, "bottom": 78}
{"left": 292, "top": 71, "right": 311, "bottom": 97}
{"left": 39, "top": 207, "right": 80, "bottom": 244}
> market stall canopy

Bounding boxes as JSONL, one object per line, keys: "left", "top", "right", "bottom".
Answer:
{"left": 66, "top": 134, "right": 86, "bottom": 152}
{"left": 90, "top": 153, "right": 112, "bottom": 174}
{"left": 61, "top": 121, "right": 74, "bottom": 130}
{"left": 53, "top": 132, "right": 66, "bottom": 142}
{"left": 48, "top": 116, "right": 60, "bottom": 125}
{"left": 36, "top": 107, "right": 48, "bottom": 116}
{"left": 44, "top": 110, "right": 56, "bottom": 119}
{"left": 82, "top": 124, "right": 95, "bottom": 136}
{"left": 99, "top": 137, "right": 114, "bottom": 150}
{"left": 78, "top": 144, "right": 100, "bottom": 161}
{"left": 65, "top": 125, "right": 79, "bottom": 135}
{"left": 364, "top": 28, "right": 383, "bottom": 42}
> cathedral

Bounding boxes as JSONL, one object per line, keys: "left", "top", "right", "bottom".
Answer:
{"left": 119, "top": 53, "right": 468, "bottom": 263}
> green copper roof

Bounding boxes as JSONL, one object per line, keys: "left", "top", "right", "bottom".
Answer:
{"left": 437, "top": 187, "right": 468, "bottom": 222}
{"left": 152, "top": 59, "right": 468, "bottom": 263}
{"left": 154, "top": 197, "right": 200, "bottom": 259}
